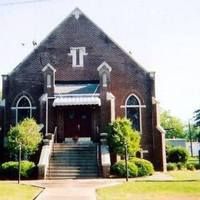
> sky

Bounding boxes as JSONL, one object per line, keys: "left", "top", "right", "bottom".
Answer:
{"left": 0, "top": 0, "right": 200, "bottom": 122}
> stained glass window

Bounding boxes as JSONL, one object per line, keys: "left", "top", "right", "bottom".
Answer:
{"left": 126, "top": 95, "right": 141, "bottom": 131}
{"left": 16, "top": 96, "right": 32, "bottom": 123}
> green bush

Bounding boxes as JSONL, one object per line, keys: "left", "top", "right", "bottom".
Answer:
{"left": 107, "top": 118, "right": 141, "bottom": 156}
{"left": 0, "top": 160, "right": 35, "bottom": 179}
{"left": 167, "top": 147, "right": 189, "bottom": 163}
{"left": 176, "top": 162, "right": 185, "bottom": 170}
{"left": 194, "top": 163, "right": 200, "bottom": 170}
{"left": 7, "top": 118, "right": 42, "bottom": 159}
{"left": 130, "top": 157, "right": 154, "bottom": 176}
{"left": 186, "top": 163, "right": 195, "bottom": 171}
{"left": 111, "top": 160, "right": 138, "bottom": 177}
{"left": 167, "top": 163, "right": 177, "bottom": 171}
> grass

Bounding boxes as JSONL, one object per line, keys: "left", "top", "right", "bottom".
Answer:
{"left": 169, "top": 170, "right": 200, "bottom": 180}
{"left": 187, "top": 157, "right": 199, "bottom": 165}
{"left": 0, "top": 182, "right": 43, "bottom": 200}
{"left": 97, "top": 181, "right": 200, "bottom": 200}
{"left": 97, "top": 170, "right": 200, "bottom": 200}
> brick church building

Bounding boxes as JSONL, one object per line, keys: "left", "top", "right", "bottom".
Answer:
{"left": 0, "top": 8, "right": 166, "bottom": 171}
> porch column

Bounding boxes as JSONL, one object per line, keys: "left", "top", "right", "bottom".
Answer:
{"left": 97, "top": 61, "right": 112, "bottom": 132}
{"left": 42, "top": 63, "right": 56, "bottom": 135}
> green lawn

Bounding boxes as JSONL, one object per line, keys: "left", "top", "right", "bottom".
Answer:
{"left": 187, "top": 157, "right": 199, "bottom": 165}
{"left": 97, "top": 181, "right": 200, "bottom": 200}
{"left": 169, "top": 170, "right": 200, "bottom": 180}
{"left": 0, "top": 182, "right": 43, "bottom": 200}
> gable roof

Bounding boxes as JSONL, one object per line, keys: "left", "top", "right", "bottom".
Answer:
{"left": 10, "top": 7, "right": 148, "bottom": 76}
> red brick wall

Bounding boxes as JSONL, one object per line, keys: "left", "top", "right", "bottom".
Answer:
{"left": 2, "top": 12, "right": 164, "bottom": 170}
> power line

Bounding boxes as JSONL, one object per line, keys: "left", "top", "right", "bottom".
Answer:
{"left": 0, "top": 0, "right": 51, "bottom": 6}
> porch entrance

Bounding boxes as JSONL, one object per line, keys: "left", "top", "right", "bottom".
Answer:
{"left": 64, "top": 107, "right": 92, "bottom": 138}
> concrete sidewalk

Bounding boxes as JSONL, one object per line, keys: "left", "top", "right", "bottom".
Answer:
{"left": 27, "top": 179, "right": 124, "bottom": 200}
{"left": 24, "top": 172, "right": 173, "bottom": 200}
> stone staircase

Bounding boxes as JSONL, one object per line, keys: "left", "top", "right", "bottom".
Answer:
{"left": 46, "top": 143, "right": 99, "bottom": 179}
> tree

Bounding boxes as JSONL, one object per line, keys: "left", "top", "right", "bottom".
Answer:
{"left": 194, "top": 109, "right": 200, "bottom": 127}
{"left": 107, "top": 118, "right": 141, "bottom": 156}
{"left": 185, "top": 124, "right": 200, "bottom": 142}
{"left": 160, "top": 110, "right": 185, "bottom": 138}
{"left": 7, "top": 118, "right": 42, "bottom": 159}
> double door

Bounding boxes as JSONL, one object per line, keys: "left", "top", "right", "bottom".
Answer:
{"left": 64, "top": 107, "right": 91, "bottom": 138}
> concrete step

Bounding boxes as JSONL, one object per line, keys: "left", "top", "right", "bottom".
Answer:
{"left": 47, "top": 169, "right": 98, "bottom": 173}
{"left": 53, "top": 144, "right": 96, "bottom": 147}
{"left": 47, "top": 143, "right": 99, "bottom": 179}
{"left": 46, "top": 175, "right": 98, "bottom": 180}
{"left": 48, "top": 166, "right": 98, "bottom": 170}
{"left": 49, "top": 162, "right": 97, "bottom": 166}
{"left": 50, "top": 160, "right": 97, "bottom": 163}
{"left": 52, "top": 148, "right": 96, "bottom": 152}
{"left": 46, "top": 173, "right": 98, "bottom": 178}
{"left": 52, "top": 151, "right": 96, "bottom": 157}
{"left": 50, "top": 156, "right": 96, "bottom": 160}
{"left": 48, "top": 165, "right": 98, "bottom": 168}
{"left": 53, "top": 145, "right": 96, "bottom": 148}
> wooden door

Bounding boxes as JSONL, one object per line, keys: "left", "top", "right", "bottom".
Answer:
{"left": 79, "top": 109, "right": 91, "bottom": 137}
{"left": 64, "top": 107, "right": 91, "bottom": 138}
{"left": 64, "top": 110, "right": 79, "bottom": 138}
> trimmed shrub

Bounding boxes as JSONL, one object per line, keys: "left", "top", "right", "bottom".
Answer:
{"left": 167, "top": 163, "right": 177, "bottom": 171}
{"left": 186, "top": 163, "right": 195, "bottom": 171}
{"left": 111, "top": 160, "right": 138, "bottom": 177}
{"left": 194, "top": 163, "right": 200, "bottom": 170}
{"left": 167, "top": 147, "right": 189, "bottom": 163}
{"left": 107, "top": 118, "right": 141, "bottom": 157}
{"left": 0, "top": 160, "right": 35, "bottom": 179}
{"left": 130, "top": 157, "right": 154, "bottom": 176}
{"left": 7, "top": 118, "right": 42, "bottom": 160}
{"left": 177, "top": 162, "right": 185, "bottom": 170}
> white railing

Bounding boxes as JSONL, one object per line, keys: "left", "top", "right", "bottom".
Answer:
{"left": 37, "top": 127, "right": 57, "bottom": 179}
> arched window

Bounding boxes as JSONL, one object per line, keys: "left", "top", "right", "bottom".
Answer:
{"left": 102, "top": 73, "right": 107, "bottom": 87}
{"left": 15, "top": 96, "right": 32, "bottom": 123}
{"left": 47, "top": 74, "right": 52, "bottom": 88}
{"left": 125, "top": 94, "right": 142, "bottom": 132}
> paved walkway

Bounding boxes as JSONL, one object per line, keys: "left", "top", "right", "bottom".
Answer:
{"left": 23, "top": 172, "right": 173, "bottom": 200}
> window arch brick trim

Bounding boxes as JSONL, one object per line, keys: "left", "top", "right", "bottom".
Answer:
{"left": 11, "top": 92, "right": 36, "bottom": 124}
{"left": 16, "top": 95, "right": 32, "bottom": 108}
{"left": 125, "top": 93, "right": 141, "bottom": 106}
{"left": 120, "top": 92, "right": 146, "bottom": 133}
{"left": 121, "top": 90, "right": 145, "bottom": 106}
{"left": 12, "top": 91, "right": 35, "bottom": 107}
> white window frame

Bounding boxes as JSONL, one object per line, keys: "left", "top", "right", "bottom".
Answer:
{"left": 121, "top": 94, "right": 146, "bottom": 133}
{"left": 11, "top": 95, "right": 36, "bottom": 124}
{"left": 68, "top": 47, "right": 88, "bottom": 67}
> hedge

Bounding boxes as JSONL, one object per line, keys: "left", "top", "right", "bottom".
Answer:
{"left": 167, "top": 147, "right": 189, "bottom": 163}
{"left": 130, "top": 157, "right": 154, "bottom": 176}
{"left": 111, "top": 160, "right": 138, "bottom": 177}
{"left": 0, "top": 160, "right": 36, "bottom": 179}
{"left": 111, "top": 158, "right": 154, "bottom": 178}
